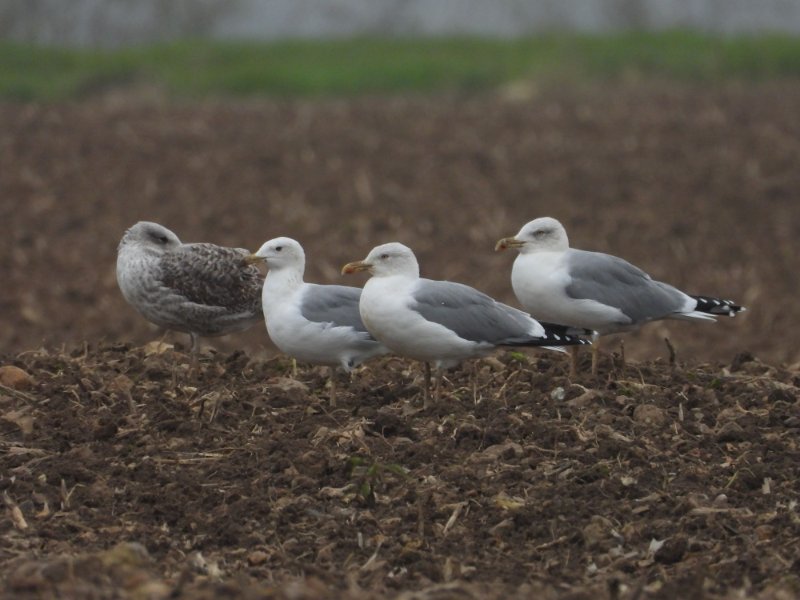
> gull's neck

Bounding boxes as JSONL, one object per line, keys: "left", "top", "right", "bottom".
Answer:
{"left": 520, "top": 241, "right": 568, "bottom": 255}
{"left": 364, "top": 272, "right": 417, "bottom": 300}
{"left": 121, "top": 241, "right": 165, "bottom": 261}
{"left": 383, "top": 264, "right": 420, "bottom": 279}
{"left": 264, "top": 264, "right": 304, "bottom": 294}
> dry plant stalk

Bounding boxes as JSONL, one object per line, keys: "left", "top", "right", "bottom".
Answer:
{"left": 3, "top": 491, "right": 29, "bottom": 530}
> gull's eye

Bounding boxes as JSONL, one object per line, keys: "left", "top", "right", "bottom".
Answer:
{"left": 380, "top": 253, "right": 389, "bottom": 260}
{"left": 533, "top": 229, "right": 548, "bottom": 238}
{"left": 152, "top": 234, "right": 170, "bottom": 244}
{"left": 275, "top": 246, "right": 283, "bottom": 252}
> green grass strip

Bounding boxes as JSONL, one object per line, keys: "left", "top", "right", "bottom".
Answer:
{"left": 2, "top": 32, "right": 800, "bottom": 101}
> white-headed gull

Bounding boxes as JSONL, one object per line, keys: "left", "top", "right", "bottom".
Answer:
{"left": 342, "top": 242, "right": 590, "bottom": 406}
{"left": 496, "top": 217, "right": 745, "bottom": 374}
{"left": 247, "top": 237, "right": 389, "bottom": 405}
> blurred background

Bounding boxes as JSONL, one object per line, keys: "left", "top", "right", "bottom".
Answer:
{"left": 1, "top": 0, "right": 798, "bottom": 364}
{"left": 4, "top": 1, "right": 800, "bottom": 45}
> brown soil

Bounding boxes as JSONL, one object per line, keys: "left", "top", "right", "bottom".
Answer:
{"left": 1, "top": 82, "right": 799, "bottom": 598}
{"left": 2, "top": 346, "right": 799, "bottom": 599}
{"left": 0, "top": 82, "right": 796, "bottom": 364}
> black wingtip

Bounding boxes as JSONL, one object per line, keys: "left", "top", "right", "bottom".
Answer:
{"left": 525, "top": 324, "right": 593, "bottom": 347}
{"left": 690, "top": 295, "right": 746, "bottom": 316}
{"left": 539, "top": 332, "right": 592, "bottom": 347}
{"left": 539, "top": 321, "right": 596, "bottom": 337}
{"left": 503, "top": 332, "right": 592, "bottom": 348}
{"left": 501, "top": 323, "right": 593, "bottom": 348}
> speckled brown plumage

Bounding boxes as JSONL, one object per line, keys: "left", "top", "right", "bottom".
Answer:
{"left": 116, "top": 221, "right": 263, "bottom": 350}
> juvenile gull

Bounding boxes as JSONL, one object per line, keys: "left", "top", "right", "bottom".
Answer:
{"left": 496, "top": 217, "right": 746, "bottom": 375}
{"left": 116, "top": 221, "right": 263, "bottom": 351}
{"left": 342, "top": 242, "right": 590, "bottom": 406}
{"left": 246, "top": 237, "right": 389, "bottom": 406}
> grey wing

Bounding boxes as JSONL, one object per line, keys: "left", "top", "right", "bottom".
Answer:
{"left": 565, "top": 249, "right": 687, "bottom": 323}
{"left": 160, "top": 243, "right": 264, "bottom": 314}
{"left": 300, "top": 284, "right": 370, "bottom": 332}
{"left": 412, "top": 279, "right": 537, "bottom": 344}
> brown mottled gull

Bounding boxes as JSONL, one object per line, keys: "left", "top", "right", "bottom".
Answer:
{"left": 116, "top": 221, "right": 263, "bottom": 351}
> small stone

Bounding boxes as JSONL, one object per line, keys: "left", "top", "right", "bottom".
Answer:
{"left": 567, "top": 390, "right": 601, "bottom": 409}
{"left": 715, "top": 407, "right": 739, "bottom": 423}
{"left": 633, "top": 404, "right": 666, "bottom": 427}
{"left": 481, "top": 356, "right": 506, "bottom": 372}
{"left": 143, "top": 341, "right": 173, "bottom": 356}
{"left": 0, "top": 366, "right": 34, "bottom": 390}
{"left": 247, "top": 550, "right": 269, "bottom": 566}
{"left": 99, "top": 542, "right": 151, "bottom": 569}
{"left": 265, "top": 377, "right": 309, "bottom": 394}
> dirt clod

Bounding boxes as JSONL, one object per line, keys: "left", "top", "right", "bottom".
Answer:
{"left": 715, "top": 420, "right": 747, "bottom": 442}
{"left": 633, "top": 404, "right": 667, "bottom": 427}
{"left": 654, "top": 536, "right": 688, "bottom": 565}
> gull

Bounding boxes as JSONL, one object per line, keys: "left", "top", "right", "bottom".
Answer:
{"left": 246, "top": 237, "right": 389, "bottom": 406}
{"left": 342, "top": 242, "right": 590, "bottom": 407}
{"left": 496, "top": 217, "right": 746, "bottom": 375}
{"left": 116, "top": 221, "right": 263, "bottom": 352}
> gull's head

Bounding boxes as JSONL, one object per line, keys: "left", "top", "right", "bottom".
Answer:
{"left": 495, "top": 217, "right": 569, "bottom": 254}
{"left": 119, "top": 221, "right": 181, "bottom": 255}
{"left": 342, "top": 242, "right": 420, "bottom": 278}
{"left": 246, "top": 237, "right": 305, "bottom": 271}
